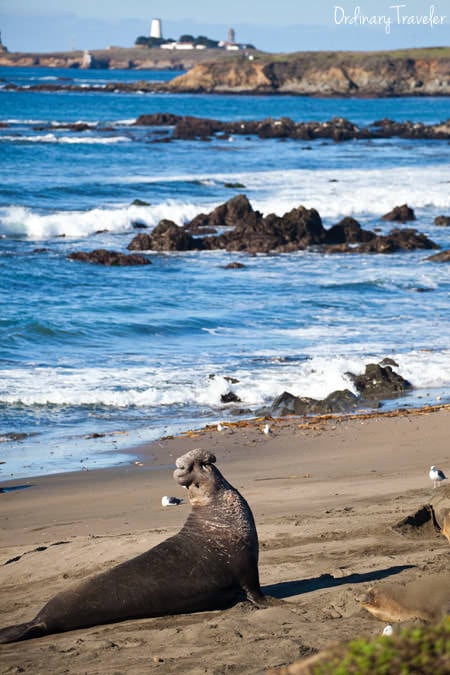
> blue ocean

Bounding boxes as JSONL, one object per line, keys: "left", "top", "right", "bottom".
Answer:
{"left": 1, "top": 66, "right": 450, "bottom": 479}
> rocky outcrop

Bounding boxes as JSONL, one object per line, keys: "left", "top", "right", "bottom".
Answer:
{"left": 68, "top": 249, "right": 151, "bottom": 266}
{"left": 130, "top": 114, "right": 450, "bottom": 142}
{"left": 271, "top": 389, "right": 360, "bottom": 416}
{"left": 324, "top": 228, "right": 438, "bottom": 254}
{"left": 434, "top": 215, "right": 450, "bottom": 227}
{"left": 167, "top": 50, "right": 450, "bottom": 96}
{"left": 201, "top": 202, "right": 326, "bottom": 254}
{"left": 426, "top": 250, "right": 450, "bottom": 262}
{"left": 125, "top": 196, "right": 439, "bottom": 255}
{"left": 346, "top": 363, "right": 411, "bottom": 401}
{"left": 127, "top": 220, "right": 200, "bottom": 251}
{"left": 382, "top": 204, "right": 416, "bottom": 222}
{"left": 2, "top": 47, "right": 450, "bottom": 97}
{"left": 324, "top": 217, "right": 375, "bottom": 245}
{"left": 269, "top": 362, "right": 412, "bottom": 417}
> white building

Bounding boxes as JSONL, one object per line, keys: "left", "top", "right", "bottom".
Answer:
{"left": 150, "top": 18, "right": 162, "bottom": 39}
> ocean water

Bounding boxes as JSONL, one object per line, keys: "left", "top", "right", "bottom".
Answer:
{"left": 1, "top": 66, "right": 450, "bottom": 479}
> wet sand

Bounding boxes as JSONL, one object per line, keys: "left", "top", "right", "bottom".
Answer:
{"left": 1, "top": 407, "right": 449, "bottom": 673}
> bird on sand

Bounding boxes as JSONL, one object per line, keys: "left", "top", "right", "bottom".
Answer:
{"left": 382, "top": 624, "right": 393, "bottom": 637}
{"left": 161, "top": 496, "right": 183, "bottom": 507}
{"left": 263, "top": 423, "right": 271, "bottom": 435}
{"left": 429, "top": 465, "right": 447, "bottom": 488}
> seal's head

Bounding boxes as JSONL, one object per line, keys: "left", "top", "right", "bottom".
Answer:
{"left": 173, "top": 449, "right": 225, "bottom": 506}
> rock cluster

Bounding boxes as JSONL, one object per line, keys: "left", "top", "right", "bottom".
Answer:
{"left": 68, "top": 249, "right": 151, "bottom": 266}
{"left": 268, "top": 362, "right": 412, "bottom": 416}
{"left": 434, "top": 215, "right": 450, "bottom": 227}
{"left": 132, "top": 113, "right": 450, "bottom": 142}
{"left": 127, "top": 195, "right": 438, "bottom": 255}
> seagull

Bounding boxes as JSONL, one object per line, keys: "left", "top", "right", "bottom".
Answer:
{"left": 263, "top": 423, "right": 271, "bottom": 435}
{"left": 429, "top": 465, "right": 447, "bottom": 488}
{"left": 382, "top": 624, "right": 393, "bottom": 637}
{"left": 217, "top": 423, "right": 226, "bottom": 432}
{"left": 161, "top": 496, "right": 183, "bottom": 507}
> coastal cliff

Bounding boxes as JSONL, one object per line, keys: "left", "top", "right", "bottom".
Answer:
{"left": 0, "top": 47, "right": 449, "bottom": 97}
{"left": 167, "top": 49, "right": 450, "bottom": 96}
{"left": 0, "top": 47, "right": 230, "bottom": 71}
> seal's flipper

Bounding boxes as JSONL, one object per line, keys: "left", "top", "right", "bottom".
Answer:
{"left": 0, "top": 620, "right": 47, "bottom": 644}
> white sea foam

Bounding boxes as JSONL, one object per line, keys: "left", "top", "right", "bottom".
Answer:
{"left": 100, "top": 164, "right": 450, "bottom": 220}
{"left": 234, "top": 165, "right": 450, "bottom": 220}
{"left": 0, "top": 134, "right": 130, "bottom": 144}
{"left": 0, "top": 201, "right": 202, "bottom": 239}
{"left": 1, "top": 349, "right": 450, "bottom": 410}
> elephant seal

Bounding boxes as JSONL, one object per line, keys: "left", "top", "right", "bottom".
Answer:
{"left": 357, "top": 572, "right": 450, "bottom": 623}
{"left": 0, "top": 448, "right": 265, "bottom": 643}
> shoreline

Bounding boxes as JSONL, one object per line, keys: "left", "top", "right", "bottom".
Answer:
{"left": 2, "top": 399, "right": 449, "bottom": 487}
{"left": 1, "top": 402, "right": 449, "bottom": 671}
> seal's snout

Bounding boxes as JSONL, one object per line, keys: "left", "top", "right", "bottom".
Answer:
{"left": 173, "top": 449, "right": 217, "bottom": 487}
{"left": 356, "top": 589, "right": 374, "bottom": 606}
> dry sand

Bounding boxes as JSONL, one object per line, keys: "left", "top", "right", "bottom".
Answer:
{"left": 0, "top": 406, "right": 449, "bottom": 674}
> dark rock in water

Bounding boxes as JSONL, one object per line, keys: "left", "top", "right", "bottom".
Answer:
{"left": 131, "top": 199, "right": 151, "bottom": 207}
{"left": 68, "top": 249, "right": 151, "bottom": 266}
{"left": 256, "top": 117, "right": 297, "bottom": 139}
{"left": 150, "top": 220, "right": 199, "bottom": 251}
{"left": 221, "top": 391, "right": 241, "bottom": 404}
{"left": 172, "top": 116, "right": 224, "bottom": 140}
{"left": 133, "top": 113, "right": 181, "bottom": 127}
{"left": 271, "top": 391, "right": 308, "bottom": 416}
{"left": 224, "top": 376, "right": 240, "bottom": 384}
{"left": 224, "top": 182, "right": 246, "bottom": 189}
{"left": 379, "top": 357, "right": 399, "bottom": 368}
{"left": 184, "top": 223, "right": 217, "bottom": 235}
{"left": 313, "top": 389, "right": 360, "bottom": 413}
{"left": 128, "top": 220, "right": 200, "bottom": 252}
{"left": 188, "top": 194, "right": 257, "bottom": 232}
{"left": 426, "top": 249, "right": 450, "bottom": 262}
{"left": 128, "top": 195, "right": 437, "bottom": 257}
{"left": 204, "top": 203, "right": 325, "bottom": 254}
{"left": 270, "top": 389, "right": 359, "bottom": 416}
{"left": 328, "top": 228, "right": 438, "bottom": 254}
{"left": 132, "top": 222, "right": 148, "bottom": 229}
{"left": 434, "top": 215, "right": 450, "bottom": 227}
{"left": 127, "top": 232, "right": 153, "bottom": 251}
{"left": 381, "top": 204, "right": 416, "bottom": 222}
{"left": 33, "top": 248, "right": 49, "bottom": 253}
{"left": 373, "top": 228, "right": 437, "bottom": 251}
{"left": 0, "top": 432, "right": 30, "bottom": 443}
{"left": 224, "top": 262, "right": 246, "bottom": 269}
{"left": 346, "top": 363, "right": 411, "bottom": 401}
{"left": 325, "top": 217, "right": 375, "bottom": 245}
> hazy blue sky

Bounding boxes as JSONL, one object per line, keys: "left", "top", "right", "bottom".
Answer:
{"left": 0, "top": 1, "right": 448, "bottom": 53}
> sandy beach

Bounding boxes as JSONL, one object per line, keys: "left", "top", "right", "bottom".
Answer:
{"left": 0, "top": 406, "right": 449, "bottom": 673}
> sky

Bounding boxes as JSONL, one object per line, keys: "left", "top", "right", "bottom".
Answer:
{"left": 0, "top": 1, "right": 448, "bottom": 53}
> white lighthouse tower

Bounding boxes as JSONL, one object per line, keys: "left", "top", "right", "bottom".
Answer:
{"left": 150, "top": 18, "right": 162, "bottom": 39}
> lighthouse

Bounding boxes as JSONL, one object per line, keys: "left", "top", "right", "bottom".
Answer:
{"left": 150, "top": 18, "right": 162, "bottom": 39}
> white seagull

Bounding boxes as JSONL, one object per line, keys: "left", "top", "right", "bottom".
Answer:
{"left": 161, "top": 496, "right": 183, "bottom": 507}
{"left": 263, "top": 423, "right": 271, "bottom": 435}
{"left": 429, "top": 465, "right": 447, "bottom": 488}
{"left": 217, "top": 422, "right": 227, "bottom": 432}
{"left": 382, "top": 624, "right": 393, "bottom": 637}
